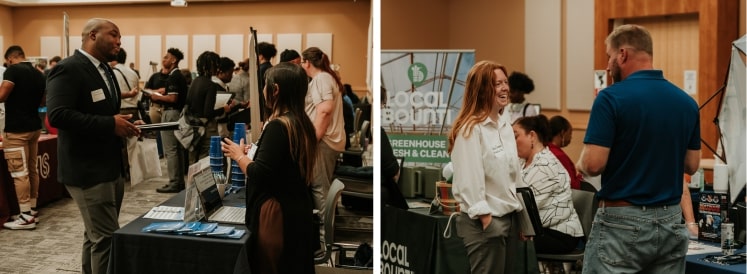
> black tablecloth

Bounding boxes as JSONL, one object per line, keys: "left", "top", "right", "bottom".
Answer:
{"left": 685, "top": 241, "right": 746, "bottom": 274}
{"left": 381, "top": 206, "right": 470, "bottom": 274}
{"left": 0, "top": 134, "right": 65, "bottom": 223}
{"left": 109, "top": 190, "right": 250, "bottom": 274}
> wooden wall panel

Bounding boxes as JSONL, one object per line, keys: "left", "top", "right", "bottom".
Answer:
{"left": 594, "top": 0, "right": 739, "bottom": 161}
{"left": 627, "top": 14, "right": 699, "bottom": 100}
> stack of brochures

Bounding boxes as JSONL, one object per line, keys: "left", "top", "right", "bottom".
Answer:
{"left": 142, "top": 221, "right": 246, "bottom": 239}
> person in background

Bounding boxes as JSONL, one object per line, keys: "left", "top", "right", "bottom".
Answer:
{"left": 47, "top": 18, "right": 142, "bottom": 274}
{"left": 44, "top": 55, "right": 61, "bottom": 77}
{"left": 185, "top": 51, "right": 231, "bottom": 162}
{"left": 0, "top": 45, "right": 46, "bottom": 230}
{"left": 180, "top": 68, "right": 192, "bottom": 87}
{"left": 577, "top": 24, "right": 700, "bottom": 273}
{"left": 228, "top": 59, "right": 251, "bottom": 110}
{"left": 227, "top": 58, "right": 251, "bottom": 132}
{"left": 215, "top": 56, "right": 235, "bottom": 138}
{"left": 110, "top": 48, "right": 141, "bottom": 182}
{"left": 343, "top": 83, "right": 360, "bottom": 105}
{"left": 379, "top": 87, "right": 403, "bottom": 208}
{"left": 129, "top": 62, "right": 140, "bottom": 78}
{"left": 110, "top": 48, "right": 140, "bottom": 118}
{"left": 505, "top": 71, "right": 538, "bottom": 124}
{"left": 34, "top": 59, "right": 47, "bottom": 74}
{"left": 548, "top": 115, "right": 582, "bottom": 190}
{"left": 145, "top": 48, "right": 189, "bottom": 194}
{"left": 221, "top": 62, "right": 316, "bottom": 274}
{"left": 341, "top": 84, "right": 355, "bottom": 149}
{"left": 513, "top": 115, "right": 584, "bottom": 253}
{"left": 448, "top": 60, "right": 522, "bottom": 273}
{"left": 257, "top": 42, "right": 277, "bottom": 121}
{"left": 301, "top": 47, "right": 346, "bottom": 252}
{"left": 279, "top": 49, "right": 301, "bottom": 64}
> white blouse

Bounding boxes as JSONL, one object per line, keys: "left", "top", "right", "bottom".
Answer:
{"left": 521, "top": 147, "right": 583, "bottom": 237}
{"left": 451, "top": 115, "right": 523, "bottom": 219}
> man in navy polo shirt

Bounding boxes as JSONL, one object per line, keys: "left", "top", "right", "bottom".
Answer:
{"left": 578, "top": 24, "right": 700, "bottom": 273}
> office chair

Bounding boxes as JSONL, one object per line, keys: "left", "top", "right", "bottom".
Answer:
{"left": 315, "top": 179, "right": 345, "bottom": 266}
{"left": 536, "top": 189, "right": 597, "bottom": 274}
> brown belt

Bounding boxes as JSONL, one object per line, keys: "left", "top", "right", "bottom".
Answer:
{"left": 598, "top": 199, "right": 633, "bottom": 207}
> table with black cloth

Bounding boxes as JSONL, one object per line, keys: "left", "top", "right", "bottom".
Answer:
{"left": 0, "top": 134, "right": 65, "bottom": 223}
{"left": 685, "top": 241, "right": 746, "bottom": 274}
{"left": 381, "top": 205, "right": 470, "bottom": 274}
{"left": 109, "top": 190, "right": 250, "bottom": 274}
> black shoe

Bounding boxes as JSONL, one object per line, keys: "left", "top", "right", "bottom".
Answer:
{"left": 156, "top": 184, "right": 185, "bottom": 193}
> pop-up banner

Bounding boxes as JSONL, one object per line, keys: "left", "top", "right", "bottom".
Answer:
{"left": 381, "top": 50, "right": 475, "bottom": 163}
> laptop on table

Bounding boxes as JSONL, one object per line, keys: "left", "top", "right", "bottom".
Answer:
{"left": 191, "top": 167, "right": 246, "bottom": 225}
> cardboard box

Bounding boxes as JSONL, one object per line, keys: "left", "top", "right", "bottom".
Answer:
{"left": 697, "top": 192, "right": 730, "bottom": 242}
{"left": 315, "top": 266, "right": 372, "bottom": 274}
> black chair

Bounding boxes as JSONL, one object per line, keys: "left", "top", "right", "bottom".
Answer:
{"left": 536, "top": 189, "right": 597, "bottom": 273}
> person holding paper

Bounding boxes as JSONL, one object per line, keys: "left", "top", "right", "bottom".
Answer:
{"left": 447, "top": 60, "right": 523, "bottom": 273}
{"left": 185, "top": 51, "right": 231, "bottom": 163}
{"left": 46, "top": 18, "right": 142, "bottom": 274}
{"left": 221, "top": 62, "right": 316, "bottom": 274}
{"left": 144, "top": 48, "right": 189, "bottom": 194}
{"left": 513, "top": 115, "right": 583, "bottom": 254}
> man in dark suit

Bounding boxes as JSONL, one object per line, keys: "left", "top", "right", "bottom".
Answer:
{"left": 46, "top": 18, "right": 142, "bottom": 274}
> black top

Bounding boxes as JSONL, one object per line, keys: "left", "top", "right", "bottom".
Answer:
{"left": 257, "top": 62, "right": 272, "bottom": 121}
{"left": 46, "top": 50, "right": 124, "bottom": 187}
{"left": 144, "top": 68, "right": 188, "bottom": 110}
{"left": 185, "top": 75, "right": 226, "bottom": 119}
{"left": 245, "top": 119, "right": 315, "bottom": 273}
{"left": 3, "top": 62, "right": 45, "bottom": 132}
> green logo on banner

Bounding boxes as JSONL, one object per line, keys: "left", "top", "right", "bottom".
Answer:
{"left": 408, "top": 63, "right": 428, "bottom": 86}
{"left": 388, "top": 134, "right": 449, "bottom": 163}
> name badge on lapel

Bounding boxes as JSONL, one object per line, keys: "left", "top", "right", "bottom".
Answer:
{"left": 91, "top": 89, "right": 106, "bottom": 102}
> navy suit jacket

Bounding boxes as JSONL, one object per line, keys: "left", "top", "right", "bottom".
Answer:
{"left": 46, "top": 50, "right": 124, "bottom": 188}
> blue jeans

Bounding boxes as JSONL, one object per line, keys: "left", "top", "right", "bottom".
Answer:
{"left": 582, "top": 203, "right": 688, "bottom": 274}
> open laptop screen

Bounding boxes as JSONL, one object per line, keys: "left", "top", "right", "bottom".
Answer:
{"left": 192, "top": 168, "right": 222, "bottom": 218}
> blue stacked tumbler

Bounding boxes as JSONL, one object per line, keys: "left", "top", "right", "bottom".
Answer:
{"left": 231, "top": 123, "right": 247, "bottom": 187}
{"left": 209, "top": 136, "right": 223, "bottom": 173}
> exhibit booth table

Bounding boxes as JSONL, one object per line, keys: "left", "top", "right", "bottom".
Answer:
{"left": 109, "top": 190, "right": 250, "bottom": 274}
{"left": 0, "top": 134, "right": 65, "bottom": 224}
{"left": 686, "top": 241, "right": 746, "bottom": 274}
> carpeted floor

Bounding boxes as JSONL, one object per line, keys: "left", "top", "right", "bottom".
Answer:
{"left": 0, "top": 158, "right": 373, "bottom": 273}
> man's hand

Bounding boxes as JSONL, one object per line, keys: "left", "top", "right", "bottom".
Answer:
{"left": 114, "top": 114, "right": 141, "bottom": 137}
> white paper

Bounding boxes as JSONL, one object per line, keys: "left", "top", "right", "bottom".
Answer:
{"left": 143, "top": 206, "right": 185, "bottom": 220}
{"left": 214, "top": 93, "right": 233, "bottom": 110}
{"left": 687, "top": 240, "right": 723, "bottom": 255}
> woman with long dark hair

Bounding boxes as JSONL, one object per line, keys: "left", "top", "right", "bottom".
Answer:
{"left": 222, "top": 62, "right": 317, "bottom": 274}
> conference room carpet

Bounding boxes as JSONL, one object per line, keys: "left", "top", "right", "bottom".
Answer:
{"left": 0, "top": 158, "right": 373, "bottom": 273}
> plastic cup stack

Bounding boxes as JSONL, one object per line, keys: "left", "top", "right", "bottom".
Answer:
{"left": 209, "top": 136, "right": 223, "bottom": 173}
{"left": 231, "top": 123, "right": 247, "bottom": 188}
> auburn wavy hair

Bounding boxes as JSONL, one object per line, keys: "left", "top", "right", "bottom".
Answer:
{"left": 447, "top": 60, "right": 508, "bottom": 154}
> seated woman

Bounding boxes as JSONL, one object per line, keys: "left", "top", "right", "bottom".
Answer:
{"left": 548, "top": 115, "right": 583, "bottom": 190}
{"left": 221, "top": 62, "right": 316, "bottom": 274}
{"left": 513, "top": 115, "right": 584, "bottom": 254}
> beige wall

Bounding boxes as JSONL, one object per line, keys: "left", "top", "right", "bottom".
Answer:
{"left": 1, "top": 1, "right": 371, "bottom": 92}
{"left": 0, "top": 5, "right": 11, "bottom": 49}
{"left": 381, "top": 0, "right": 524, "bottom": 71}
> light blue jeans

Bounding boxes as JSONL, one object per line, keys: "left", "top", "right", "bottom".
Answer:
{"left": 582, "top": 203, "right": 688, "bottom": 274}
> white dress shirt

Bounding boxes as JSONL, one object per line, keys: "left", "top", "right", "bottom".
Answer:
{"left": 451, "top": 114, "right": 523, "bottom": 219}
